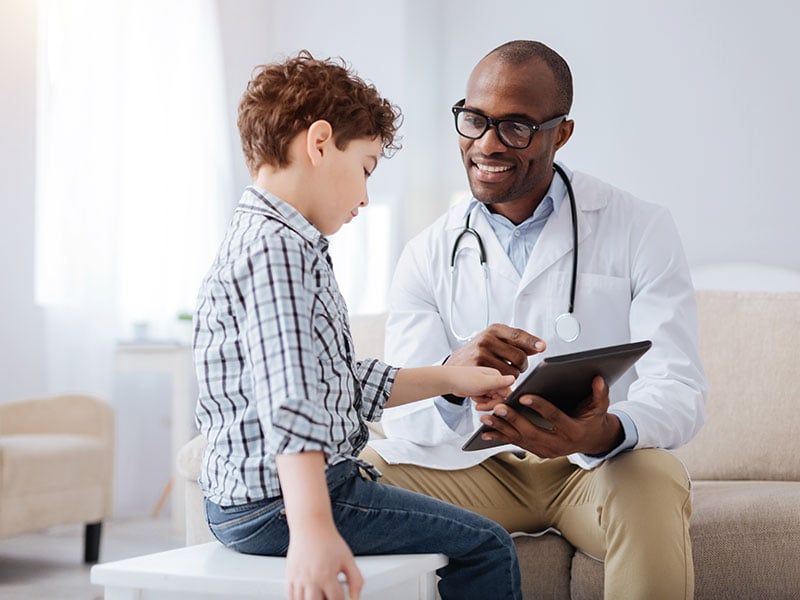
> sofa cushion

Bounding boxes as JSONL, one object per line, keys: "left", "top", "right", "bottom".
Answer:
{"left": 514, "top": 533, "right": 573, "bottom": 600}
{"left": 690, "top": 480, "right": 800, "bottom": 599}
{"left": 675, "top": 291, "right": 800, "bottom": 481}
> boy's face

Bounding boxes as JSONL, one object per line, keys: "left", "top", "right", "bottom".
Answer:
{"left": 311, "top": 136, "right": 382, "bottom": 236}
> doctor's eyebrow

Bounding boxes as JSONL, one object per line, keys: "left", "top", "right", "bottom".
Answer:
{"left": 463, "top": 104, "right": 540, "bottom": 123}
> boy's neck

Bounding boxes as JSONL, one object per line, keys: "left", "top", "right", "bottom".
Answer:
{"left": 253, "top": 165, "right": 314, "bottom": 219}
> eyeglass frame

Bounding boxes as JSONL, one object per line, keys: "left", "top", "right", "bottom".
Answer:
{"left": 451, "top": 99, "right": 567, "bottom": 150}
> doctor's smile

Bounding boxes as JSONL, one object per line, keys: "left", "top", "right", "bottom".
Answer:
{"left": 472, "top": 159, "right": 515, "bottom": 180}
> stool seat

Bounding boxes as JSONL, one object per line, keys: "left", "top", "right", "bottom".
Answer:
{"left": 91, "top": 541, "right": 447, "bottom": 599}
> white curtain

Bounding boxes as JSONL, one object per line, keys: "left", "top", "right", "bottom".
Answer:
{"left": 36, "top": 0, "right": 232, "bottom": 398}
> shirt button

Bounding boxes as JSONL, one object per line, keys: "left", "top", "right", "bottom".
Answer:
{"left": 513, "top": 230, "right": 521, "bottom": 237}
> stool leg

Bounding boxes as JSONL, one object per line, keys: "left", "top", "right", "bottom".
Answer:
{"left": 85, "top": 521, "right": 102, "bottom": 563}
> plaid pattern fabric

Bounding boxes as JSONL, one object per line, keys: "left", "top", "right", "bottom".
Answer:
{"left": 193, "top": 187, "right": 396, "bottom": 506}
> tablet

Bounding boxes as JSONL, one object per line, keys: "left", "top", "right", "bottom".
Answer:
{"left": 461, "top": 340, "right": 652, "bottom": 452}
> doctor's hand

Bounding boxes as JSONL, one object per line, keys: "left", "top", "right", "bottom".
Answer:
{"left": 445, "top": 324, "right": 546, "bottom": 377}
{"left": 478, "top": 376, "right": 625, "bottom": 457}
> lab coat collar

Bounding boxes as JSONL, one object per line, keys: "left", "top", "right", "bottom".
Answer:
{"left": 517, "top": 176, "right": 595, "bottom": 292}
{"left": 444, "top": 171, "right": 607, "bottom": 291}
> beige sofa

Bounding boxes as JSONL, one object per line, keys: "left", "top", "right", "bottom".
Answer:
{"left": 178, "top": 290, "right": 800, "bottom": 598}
{"left": 0, "top": 394, "right": 114, "bottom": 563}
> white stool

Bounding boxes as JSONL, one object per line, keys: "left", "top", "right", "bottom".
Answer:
{"left": 91, "top": 541, "right": 447, "bottom": 599}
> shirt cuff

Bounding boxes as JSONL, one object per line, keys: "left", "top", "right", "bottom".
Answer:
{"left": 578, "top": 409, "right": 639, "bottom": 463}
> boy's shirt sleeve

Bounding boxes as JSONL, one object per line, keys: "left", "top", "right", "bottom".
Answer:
{"left": 354, "top": 359, "right": 398, "bottom": 422}
{"left": 236, "top": 233, "right": 331, "bottom": 457}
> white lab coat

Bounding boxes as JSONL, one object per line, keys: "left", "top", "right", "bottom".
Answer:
{"left": 369, "top": 171, "right": 707, "bottom": 470}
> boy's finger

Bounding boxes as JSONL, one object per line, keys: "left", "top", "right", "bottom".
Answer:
{"left": 342, "top": 562, "right": 363, "bottom": 600}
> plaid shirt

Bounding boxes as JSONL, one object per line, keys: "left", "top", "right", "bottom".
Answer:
{"left": 193, "top": 187, "right": 397, "bottom": 506}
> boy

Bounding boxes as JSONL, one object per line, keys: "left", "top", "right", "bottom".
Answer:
{"left": 193, "top": 52, "right": 523, "bottom": 600}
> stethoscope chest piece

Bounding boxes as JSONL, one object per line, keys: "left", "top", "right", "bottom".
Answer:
{"left": 554, "top": 312, "right": 580, "bottom": 343}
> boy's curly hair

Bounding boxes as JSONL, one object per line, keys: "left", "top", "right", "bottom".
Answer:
{"left": 238, "top": 50, "right": 402, "bottom": 174}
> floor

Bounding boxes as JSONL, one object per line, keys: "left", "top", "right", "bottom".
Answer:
{"left": 0, "top": 518, "right": 183, "bottom": 599}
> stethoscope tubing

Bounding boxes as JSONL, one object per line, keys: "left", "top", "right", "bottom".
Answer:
{"left": 553, "top": 163, "right": 578, "bottom": 314}
{"left": 449, "top": 164, "right": 579, "bottom": 342}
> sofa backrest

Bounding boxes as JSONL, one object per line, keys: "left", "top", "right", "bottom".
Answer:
{"left": 350, "top": 290, "right": 800, "bottom": 482}
{"left": 349, "top": 313, "right": 388, "bottom": 361}
{"left": 674, "top": 290, "right": 800, "bottom": 481}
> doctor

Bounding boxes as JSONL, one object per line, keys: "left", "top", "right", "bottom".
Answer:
{"left": 363, "top": 41, "right": 707, "bottom": 599}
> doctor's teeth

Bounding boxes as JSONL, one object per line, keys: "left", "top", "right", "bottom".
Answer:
{"left": 477, "top": 164, "right": 512, "bottom": 173}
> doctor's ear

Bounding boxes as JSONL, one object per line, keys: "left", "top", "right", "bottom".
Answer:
{"left": 553, "top": 119, "right": 575, "bottom": 151}
{"left": 305, "top": 120, "right": 334, "bottom": 166}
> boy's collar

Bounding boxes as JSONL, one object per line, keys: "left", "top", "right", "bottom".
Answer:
{"left": 242, "top": 185, "right": 324, "bottom": 246}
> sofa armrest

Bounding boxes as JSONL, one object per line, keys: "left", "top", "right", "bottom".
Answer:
{"left": 0, "top": 395, "right": 114, "bottom": 444}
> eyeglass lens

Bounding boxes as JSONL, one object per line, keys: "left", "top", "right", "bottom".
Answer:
{"left": 455, "top": 111, "right": 533, "bottom": 149}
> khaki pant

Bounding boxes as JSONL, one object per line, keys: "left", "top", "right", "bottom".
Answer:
{"left": 360, "top": 447, "right": 693, "bottom": 600}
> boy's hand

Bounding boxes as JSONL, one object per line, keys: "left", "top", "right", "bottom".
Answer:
{"left": 286, "top": 523, "right": 363, "bottom": 600}
{"left": 276, "top": 451, "right": 362, "bottom": 599}
{"left": 448, "top": 366, "right": 515, "bottom": 404}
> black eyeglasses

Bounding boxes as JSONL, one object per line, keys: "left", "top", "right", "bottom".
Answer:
{"left": 451, "top": 99, "right": 567, "bottom": 149}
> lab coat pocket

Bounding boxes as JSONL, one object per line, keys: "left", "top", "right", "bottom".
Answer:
{"left": 573, "top": 272, "right": 632, "bottom": 344}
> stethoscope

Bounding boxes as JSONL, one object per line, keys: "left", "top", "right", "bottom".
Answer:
{"left": 449, "top": 163, "right": 581, "bottom": 343}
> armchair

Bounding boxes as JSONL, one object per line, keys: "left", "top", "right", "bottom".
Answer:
{"left": 0, "top": 394, "right": 114, "bottom": 563}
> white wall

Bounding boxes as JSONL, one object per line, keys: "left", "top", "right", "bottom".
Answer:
{"left": 0, "top": 0, "right": 46, "bottom": 403}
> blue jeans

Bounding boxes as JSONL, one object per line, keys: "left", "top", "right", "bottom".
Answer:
{"left": 205, "top": 460, "right": 521, "bottom": 600}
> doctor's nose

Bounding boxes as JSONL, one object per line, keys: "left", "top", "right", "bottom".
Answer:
{"left": 474, "top": 124, "right": 507, "bottom": 154}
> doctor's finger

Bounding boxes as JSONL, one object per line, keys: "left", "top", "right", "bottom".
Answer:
{"left": 487, "top": 323, "right": 547, "bottom": 354}
{"left": 576, "top": 376, "right": 610, "bottom": 415}
{"left": 464, "top": 344, "right": 526, "bottom": 376}
{"left": 593, "top": 376, "right": 611, "bottom": 413}
{"left": 471, "top": 333, "right": 532, "bottom": 372}
{"left": 479, "top": 412, "right": 524, "bottom": 445}
{"left": 492, "top": 342, "right": 534, "bottom": 373}
{"left": 518, "top": 395, "right": 571, "bottom": 431}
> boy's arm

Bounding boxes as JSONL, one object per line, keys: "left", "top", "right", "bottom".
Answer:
{"left": 384, "top": 366, "right": 514, "bottom": 408}
{"left": 276, "top": 451, "right": 363, "bottom": 600}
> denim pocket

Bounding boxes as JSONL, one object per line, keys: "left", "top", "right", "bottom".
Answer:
{"left": 206, "top": 497, "right": 289, "bottom": 554}
{"left": 207, "top": 496, "right": 283, "bottom": 530}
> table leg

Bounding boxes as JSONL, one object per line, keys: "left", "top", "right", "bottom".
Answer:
{"left": 419, "top": 571, "right": 438, "bottom": 600}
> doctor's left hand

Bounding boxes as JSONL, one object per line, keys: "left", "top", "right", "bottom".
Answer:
{"left": 478, "top": 376, "right": 625, "bottom": 457}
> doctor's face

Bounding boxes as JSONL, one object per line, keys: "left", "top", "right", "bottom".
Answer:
{"left": 458, "top": 55, "right": 572, "bottom": 219}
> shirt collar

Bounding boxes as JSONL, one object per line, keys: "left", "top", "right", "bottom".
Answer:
{"left": 462, "top": 161, "right": 573, "bottom": 223}
{"left": 241, "top": 185, "right": 326, "bottom": 248}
